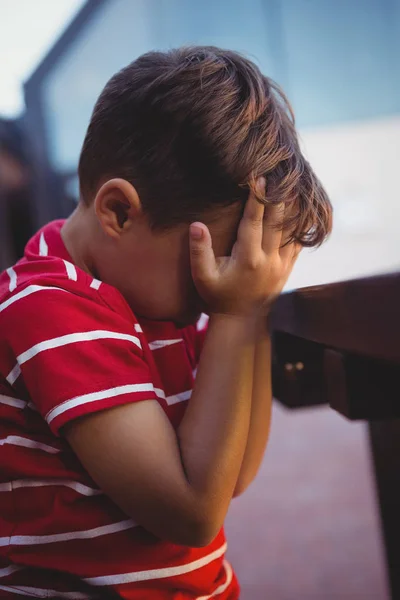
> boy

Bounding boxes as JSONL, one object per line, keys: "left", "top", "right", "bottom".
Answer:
{"left": 0, "top": 47, "right": 332, "bottom": 599}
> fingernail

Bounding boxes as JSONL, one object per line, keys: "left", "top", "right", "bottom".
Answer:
{"left": 190, "top": 224, "right": 203, "bottom": 240}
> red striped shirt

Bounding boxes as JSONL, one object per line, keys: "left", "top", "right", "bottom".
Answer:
{"left": 0, "top": 221, "right": 239, "bottom": 599}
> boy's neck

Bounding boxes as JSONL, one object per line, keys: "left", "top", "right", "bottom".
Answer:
{"left": 61, "top": 204, "right": 98, "bottom": 278}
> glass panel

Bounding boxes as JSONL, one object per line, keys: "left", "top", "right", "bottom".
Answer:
{"left": 280, "top": 0, "right": 400, "bottom": 127}
{"left": 38, "top": 0, "right": 400, "bottom": 285}
{"left": 282, "top": 0, "right": 400, "bottom": 287}
{"left": 157, "top": 0, "right": 279, "bottom": 79}
{"left": 42, "top": 0, "right": 281, "bottom": 173}
{"left": 42, "top": 0, "right": 161, "bottom": 172}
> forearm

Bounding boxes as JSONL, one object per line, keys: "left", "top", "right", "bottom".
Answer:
{"left": 234, "top": 317, "right": 272, "bottom": 495}
{"left": 178, "top": 313, "right": 255, "bottom": 526}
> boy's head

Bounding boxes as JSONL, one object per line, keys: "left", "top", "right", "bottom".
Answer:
{"left": 74, "top": 46, "right": 332, "bottom": 323}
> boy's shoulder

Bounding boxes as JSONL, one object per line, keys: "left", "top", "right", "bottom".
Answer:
{"left": 0, "top": 220, "right": 205, "bottom": 354}
{"left": 0, "top": 220, "right": 135, "bottom": 327}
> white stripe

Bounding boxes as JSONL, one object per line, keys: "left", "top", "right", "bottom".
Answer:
{"left": 0, "top": 436, "right": 60, "bottom": 454}
{"left": 63, "top": 260, "right": 77, "bottom": 281}
{"left": 84, "top": 541, "right": 228, "bottom": 586}
{"left": 46, "top": 383, "right": 164, "bottom": 424}
{"left": 0, "top": 565, "right": 23, "bottom": 578}
{"left": 0, "top": 285, "right": 68, "bottom": 314}
{"left": 6, "top": 267, "right": 17, "bottom": 292}
{"left": 196, "top": 560, "right": 233, "bottom": 599}
{"left": 39, "top": 232, "right": 48, "bottom": 256}
{"left": 166, "top": 389, "right": 192, "bottom": 406}
{"left": 0, "top": 395, "right": 26, "bottom": 409}
{"left": 0, "top": 479, "right": 102, "bottom": 496}
{"left": 90, "top": 278, "right": 101, "bottom": 290}
{"left": 148, "top": 338, "right": 183, "bottom": 351}
{"left": 5, "top": 365, "right": 21, "bottom": 386}
{"left": 0, "top": 586, "right": 27, "bottom": 597}
{"left": 0, "top": 585, "right": 94, "bottom": 599}
{"left": 134, "top": 323, "right": 143, "bottom": 333}
{"left": 6, "top": 330, "right": 142, "bottom": 386}
{"left": 0, "top": 519, "right": 134, "bottom": 547}
{"left": 196, "top": 313, "right": 209, "bottom": 331}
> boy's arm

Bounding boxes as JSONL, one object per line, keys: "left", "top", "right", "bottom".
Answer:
{"left": 233, "top": 319, "right": 272, "bottom": 496}
{"left": 66, "top": 187, "right": 297, "bottom": 547}
{"left": 66, "top": 312, "right": 255, "bottom": 547}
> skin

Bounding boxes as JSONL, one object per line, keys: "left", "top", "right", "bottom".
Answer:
{"left": 57, "top": 177, "right": 299, "bottom": 546}
{"left": 61, "top": 179, "right": 242, "bottom": 326}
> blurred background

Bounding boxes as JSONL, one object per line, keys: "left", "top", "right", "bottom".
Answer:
{"left": 1, "top": 0, "right": 399, "bottom": 598}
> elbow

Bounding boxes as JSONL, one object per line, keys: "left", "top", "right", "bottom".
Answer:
{"left": 181, "top": 516, "right": 222, "bottom": 548}
{"left": 174, "top": 501, "right": 225, "bottom": 547}
{"left": 171, "top": 494, "right": 227, "bottom": 547}
{"left": 122, "top": 499, "right": 223, "bottom": 548}
{"left": 141, "top": 505, "right": 222, "bottom": 548}
{"left": 190, "top": 532, "right": 219, "bottom": 548}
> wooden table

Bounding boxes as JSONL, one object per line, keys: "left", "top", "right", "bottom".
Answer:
{"left": 271, "top": 273, "right": 400, "bottom": 599}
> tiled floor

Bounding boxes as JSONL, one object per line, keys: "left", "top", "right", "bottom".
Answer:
{"left": 225, "top": 403, "right": 389, "bottom": 600}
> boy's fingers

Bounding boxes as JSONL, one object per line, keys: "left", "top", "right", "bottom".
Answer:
{"left": 262, "top": 202, "right": 285, "bottom": 254}
{"left": 236, "top": 185, "right": 265, "bottom": 258}
{"left": 189, "top": 222, "right": 217, "bottom": 285}
{"left": 280, "top": 240, "right": 302, "bottom": 265}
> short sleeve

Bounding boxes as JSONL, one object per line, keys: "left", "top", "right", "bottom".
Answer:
{"left": 2, "top": 287, "right": 158, "bottom": 436}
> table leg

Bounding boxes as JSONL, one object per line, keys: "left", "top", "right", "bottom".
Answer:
{"left": 368, "top": 420, "right": 400, "bottom": 599}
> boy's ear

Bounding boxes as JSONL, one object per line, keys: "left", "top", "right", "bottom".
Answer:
{"left": 94, "top": 178, "right": 142, "bottom": 238}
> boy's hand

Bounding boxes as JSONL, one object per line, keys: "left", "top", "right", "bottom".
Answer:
{"left": 189, "top": 180, "right": 300, "bottom": 317}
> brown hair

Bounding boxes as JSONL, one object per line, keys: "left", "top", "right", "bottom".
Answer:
{"left": 79, "top": 46, "right": 332, "bottom": 247}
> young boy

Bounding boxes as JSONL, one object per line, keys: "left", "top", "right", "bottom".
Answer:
{"left": 0, "top": 47, "right": 332, "bottom": 599}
